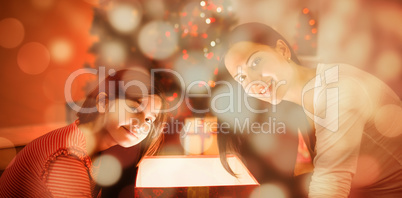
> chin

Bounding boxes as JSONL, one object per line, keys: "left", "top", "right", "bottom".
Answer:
{"left": 118, "top": 141, "right": 140, "bottom": 148}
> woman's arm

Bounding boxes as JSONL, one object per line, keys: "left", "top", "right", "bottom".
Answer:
{"left": 46, "top": 155, "right": 93, "bottom": 197}
{"left": 309, "top": 77, "right": 369, "bottom": 198}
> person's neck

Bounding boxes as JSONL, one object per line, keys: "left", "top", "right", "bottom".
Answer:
{"left": 77, "top": 119, "right": 117, "bottom": 159}
{"left": 282, "top": 62, "right": 316, "bottom": 106}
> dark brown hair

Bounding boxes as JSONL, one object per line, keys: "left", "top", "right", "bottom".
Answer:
{"left": 226, "top": 22, "right": 301, "bottom": 64}
{"left": 219, "top": 23, "right": 303, "bottom": 176}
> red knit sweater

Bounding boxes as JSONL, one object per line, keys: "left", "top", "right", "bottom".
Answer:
{"left": 0, "top": 121, "right": 98, "bottom": 197}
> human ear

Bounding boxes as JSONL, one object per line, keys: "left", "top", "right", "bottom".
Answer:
{"left": 275, "top": 40, "right": 291, "bottom": 61}
{"left": 96, "top": 92, "right": 108, "bottom": 113}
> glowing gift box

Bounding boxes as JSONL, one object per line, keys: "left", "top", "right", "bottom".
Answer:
{"left": 135, "top": 155, "right": 259, "bottom": 197}
{"left": 180, "top": 117, "right": 219, "bottom": 155}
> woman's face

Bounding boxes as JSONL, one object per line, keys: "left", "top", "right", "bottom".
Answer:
{"left": 104, "top": 95, "right": 162, "bottom": 148}
{"left": 224, "top": 41, "right": 293, "bottom": 104}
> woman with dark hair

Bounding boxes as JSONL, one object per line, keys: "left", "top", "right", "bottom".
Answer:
{"left": 221, "top": 22, "right": 402, "bottom": 197}
{"left": 0, "top": 68, "right": 168, "bottom": 197}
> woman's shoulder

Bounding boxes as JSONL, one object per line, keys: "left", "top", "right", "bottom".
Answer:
{"left": 316, "top": 62, "right": 369, "bottom": 80}
{"left": 15, "top": 122, "right": 88, "bottom": 170}
{"left": 27, "top": 122, "right": 86, "bottom": 152}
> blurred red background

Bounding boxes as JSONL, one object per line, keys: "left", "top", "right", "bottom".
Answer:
{"left": 0, "top": 0, "right": 96, "bottom": 127}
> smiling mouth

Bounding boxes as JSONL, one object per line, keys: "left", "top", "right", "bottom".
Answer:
{"left": 259, "top": 81, "right": 272, "bottom": 96}
{"left": 122, "top": 126, "right": 138, "bottom": 138}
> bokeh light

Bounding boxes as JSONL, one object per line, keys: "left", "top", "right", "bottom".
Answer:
{"left": 343, "top": 32, "right": 373, "bottom": 67}
{"left": 180, "top": 1, "right": 213, "bottom": 34}
{"left": 107, "top": 2, "right": 142, "bottom": 34}
{"left": 352, "top": 155, "right": 380, "bottom": 188}
{"left": 49, "top": 39, "right": 73, "bottom": 64}
{"left": 138, "top": 21, "right": 178, "bottom": 60}
{"left": 374, "top": 104, "right": 402, "bottom": 137}
{"left": 0, "top": 18, "right": 24, "bottom": 48}
{"left": 17, "top": 42, "right": 50, "bottom": 75}
{"left": 179, "top": 118, "right": 215, "bottom": 155}
{"left": 100, "top": 41, "right": 127, "bottom": 68}
{"left": 144, "top": 0, "right": 165, "bottom": 19}
{"left": 92, "top": 154, "right": 122, "bottom": 187}
{"left": 374, "top": 50, "right": 402, "bottom": 82}
{"left": 250, "top": 183, "right": 289, "bottom": 198}
{"left": 31, "top": 0, "right": 54, "bottom": 10}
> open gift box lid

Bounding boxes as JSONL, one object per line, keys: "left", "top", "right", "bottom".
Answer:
{"left": 135, "top": 155, "right": 259, "bottom": 197}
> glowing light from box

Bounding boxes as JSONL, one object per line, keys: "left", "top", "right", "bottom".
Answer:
{"left": 49, "top": 39, "right": 73, "bottom": 63}
{"left": 180, "top": 134, "right": 214, "bottom": 155}
{"left": 107, "top": 2, "right": 142, "bottom": 34}
{"left": 180, "top": 118, "right": 217, "bottom": 155}
{"left": 138, "top": 21, "right": 178, "bottom": 60}
{"left": 93, "top": 154, "right": 122, "bottom": 187}
{"left": 374, "top": 104, "right": 402, "bottom": 137}
{"left": 17, "top": 42, "right": 50, "bottom": 75}
{"left": 136, "top": 156, "right": 258, "bottom": 187}
{"left": 159, "top": 144, "right": 184, "bottom": 155}
{"left": 180, "top": 2, "right": 212, "bottom": 33}
{"left": 0, "top": 18, "right": 24, "bottom": 48}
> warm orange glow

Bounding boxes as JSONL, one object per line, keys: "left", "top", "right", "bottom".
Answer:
{"left": 0, "top": 18, "right": 24, "bottom": 48}
{"left": 136, "top": 156, "right": 258, "bottom": 187}
{"left": 17, "top": 42, "right": 50, "bottom": 75}
{"left": 303, "top": 8, "right": 309, "bottom": 14}
{"left": 208, "top": 80, "right": 216, "bottom": 87}
{"left": 304, "top": 35, "right": 311, "bottom": 40}
{"left": 312, "top": 28, "right": 317, "bottom": 34}
{"left": 309, "top": 19, "right": 315, "bottom": 25}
